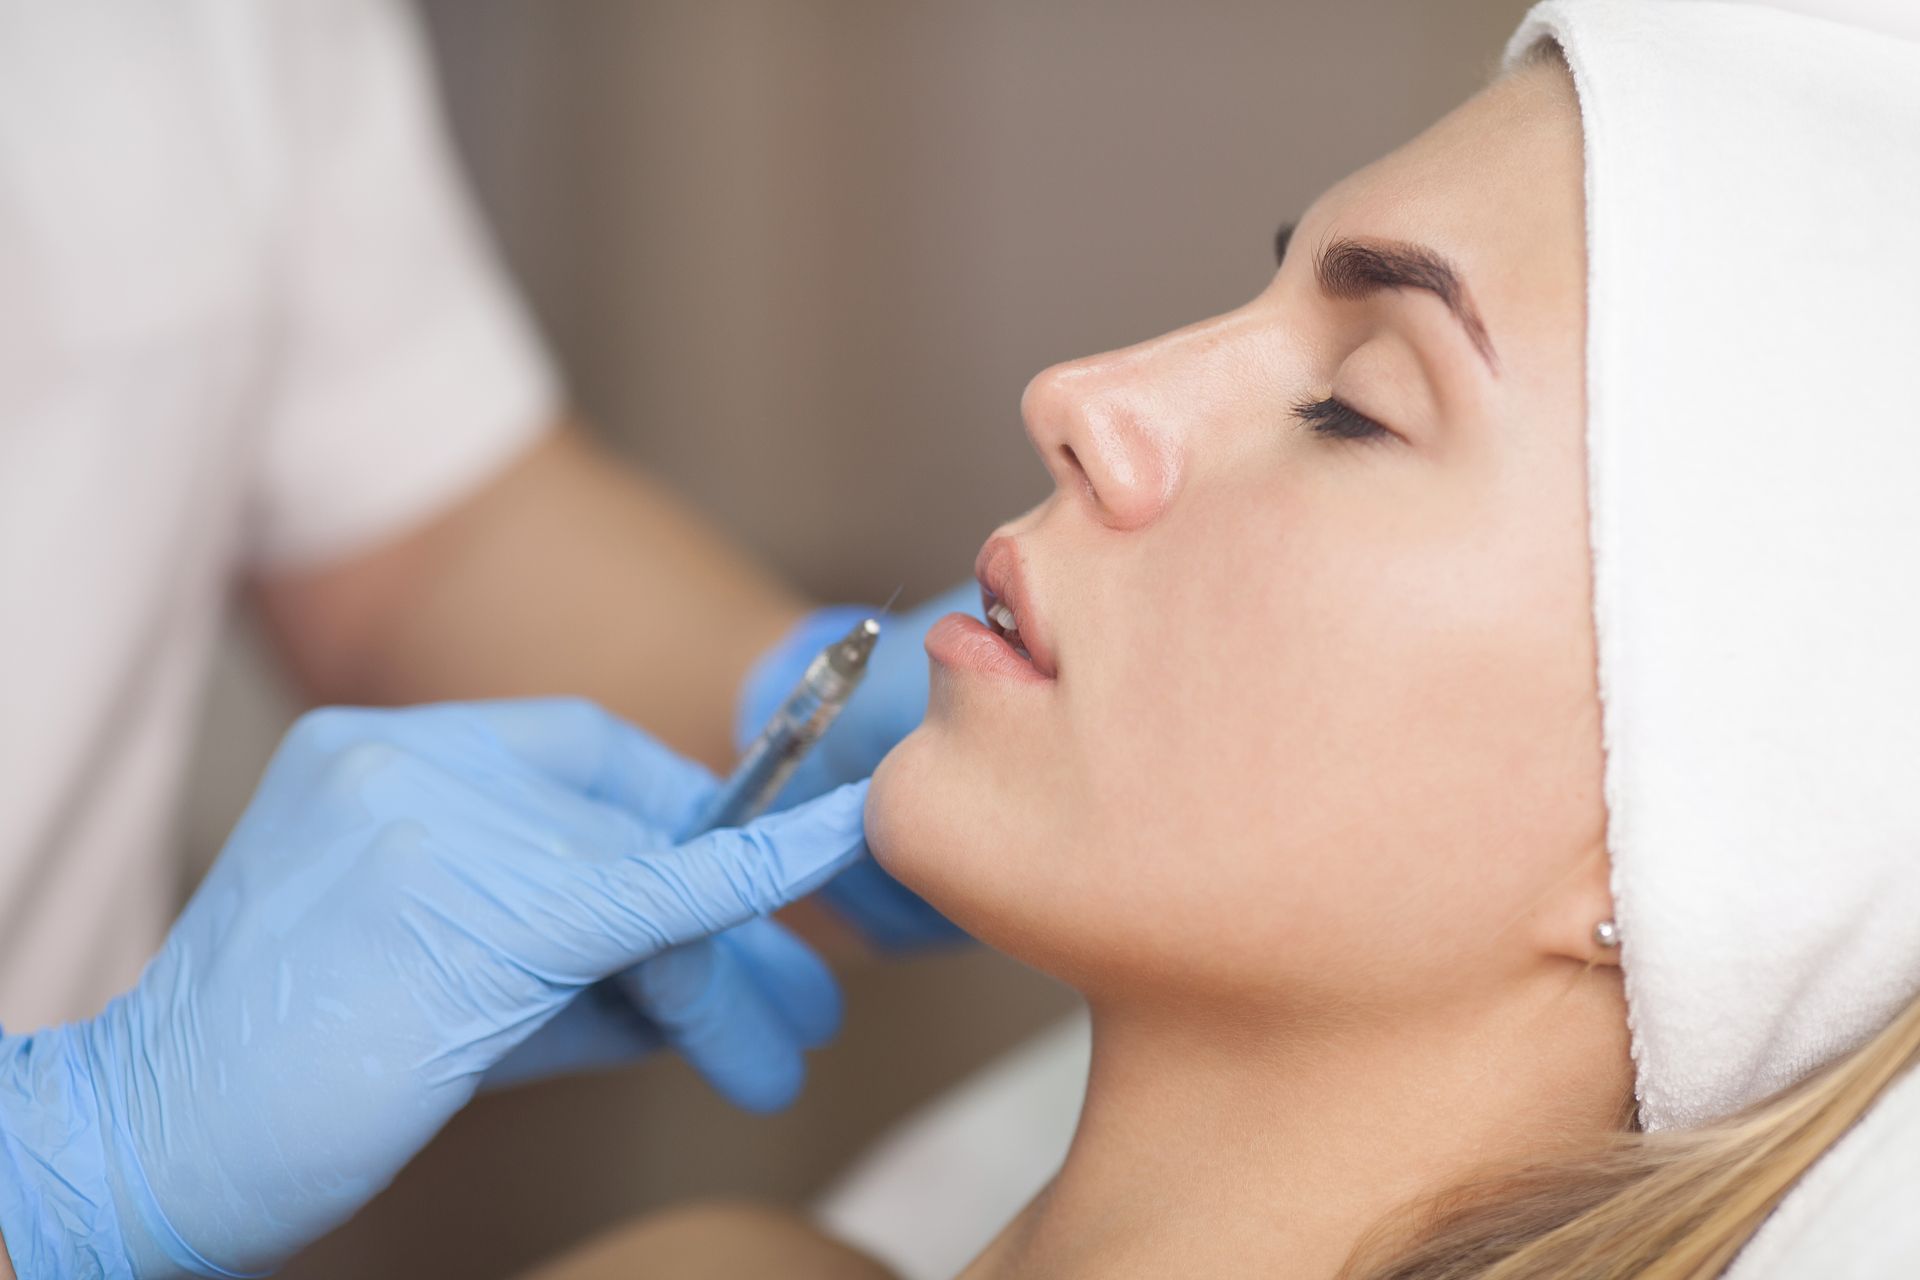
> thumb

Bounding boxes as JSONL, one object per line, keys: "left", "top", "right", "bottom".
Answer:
{"left": 604, "top": 780, "right": 871, "bottom": 948}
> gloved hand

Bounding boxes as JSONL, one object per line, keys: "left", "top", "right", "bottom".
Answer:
{"left": 480, "top": 913, "right": 841, "bottom": 1108}
{"left": 737, "top": 582, "right": 978, "bottom": 950}
{"left": 0, "top": 699, "right": 866, "bottom": 1280}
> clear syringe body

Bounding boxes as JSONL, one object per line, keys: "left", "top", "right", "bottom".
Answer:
{"left": 683, "top": 617, "right": 880, "bottom": 836}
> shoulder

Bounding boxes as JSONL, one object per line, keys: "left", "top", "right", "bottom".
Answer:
{"left": 518, "top": 1201, "right": 901, "bottom": 1280}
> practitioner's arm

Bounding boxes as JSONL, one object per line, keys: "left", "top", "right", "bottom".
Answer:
{"left": 519, "top": 1204, "right": 897, "bottom": 1280}
{"left": 254, "top": 419, "right": 964, "bottom": 955}
{"left": 253, "top": 425, "right": 804, "bottom": 771}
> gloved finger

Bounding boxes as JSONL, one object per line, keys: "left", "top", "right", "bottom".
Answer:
{"left": 452, "top": 697, "right": 722, "bottom": 833}
{"left": 600, "top": 781, "right": 870, "bottom": 947}
{"left": 709, "top": 916, "right": 843, "bottom": 1048}
{"left": 479, "top": 981, "right": 665, "bottom": 1091}
{"left": 620, "top": 937, "right": 816, "bottom": 1112}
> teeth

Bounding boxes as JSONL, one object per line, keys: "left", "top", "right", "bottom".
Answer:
{"left": 985, "top": 597, "right": 1035, "bottom": 664}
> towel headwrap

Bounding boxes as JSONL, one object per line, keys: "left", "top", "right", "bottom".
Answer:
{"left": 1498, "top": 0, "right": 1920, "bottom": 1269}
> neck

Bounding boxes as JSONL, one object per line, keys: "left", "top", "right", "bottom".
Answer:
{"left": 963, "top": 966, "right": 1627, "bottom": 1280}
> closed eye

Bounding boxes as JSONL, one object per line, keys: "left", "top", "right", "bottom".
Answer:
{"left": 1291, "top": 395, "right": 1395, "bottom": 443}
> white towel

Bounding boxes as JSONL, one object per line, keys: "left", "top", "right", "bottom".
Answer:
{"left": 1502, "top": 0, "right": 1920, "bottom": 1268}
{"left": 1504, "top": 0, "right": 1920, "bottom": 1135}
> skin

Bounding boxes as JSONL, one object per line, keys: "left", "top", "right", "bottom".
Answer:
{"left": 518, "top": 1204, "right": 895, "bottom": 1280}
{"left": 253, "top": 424, "right": 803, "bottom": 775}
{"left": 857, "top": 55, "right": 1632, "bottom": 1279}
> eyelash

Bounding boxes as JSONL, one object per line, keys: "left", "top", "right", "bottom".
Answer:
{"left": 1291, "top": 395, "right": 1395, "bottom": 444}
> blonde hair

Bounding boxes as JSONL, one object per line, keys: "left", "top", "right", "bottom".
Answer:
{"left": 1339, "top": 992, "right": 1920, "bottom": 1280}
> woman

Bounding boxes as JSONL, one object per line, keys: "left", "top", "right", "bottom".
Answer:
{"left": 530, "top": 1, "right": 1920, "bottom": 1275}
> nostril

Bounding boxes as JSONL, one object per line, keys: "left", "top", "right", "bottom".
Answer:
{"left": 1059, "top": 443, "right": 1095, "bottom": 501}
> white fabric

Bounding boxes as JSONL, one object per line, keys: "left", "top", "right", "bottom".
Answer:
{"left": 1725, "top": 1061, "right": 1920, "bottom": 1277}
{"left": 1503, "top": 0, "right": 1920, "bottom": 1134}
{"left": 1502, "top": 1, "right": 1920, "bottom": 1271}
{"left": 816, "top": 1009, "right": 1089, "bottom": 1280}
{"left": 0, "top": 0, "right": 556, "bottom": 1032}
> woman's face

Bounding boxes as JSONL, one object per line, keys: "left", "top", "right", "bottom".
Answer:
{"left": 869, "top": 62, "right": 1598, "bottom": 1016}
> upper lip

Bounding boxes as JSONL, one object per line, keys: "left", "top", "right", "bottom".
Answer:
{"left": 974, "top": 535, "right": 1058, "bottom": 678}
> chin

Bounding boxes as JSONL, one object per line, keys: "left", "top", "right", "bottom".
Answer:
{"left": 865, "top": 725, "right": 953, "bottom": 902}
{"left": 866, "top": 724, "right": 1036, "bottom": 958}
{"left": 866, "top": 723, "right": 1116, "bottom": 984}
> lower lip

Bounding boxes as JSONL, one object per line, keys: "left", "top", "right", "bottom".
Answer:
{"left": 925, "top": 613, "right": 1052, "bottom": 685}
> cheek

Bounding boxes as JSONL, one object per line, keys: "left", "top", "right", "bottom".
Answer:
{"left": 1219, "top": 489, "right": 1606, "bottom": 985}
{"left": 869, "top": 452, "right": 1603, "bottom": 1007}
{"left": 1059, "top": 478, "right": 1605, "bottom": 1001}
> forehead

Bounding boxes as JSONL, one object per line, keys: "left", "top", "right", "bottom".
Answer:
{"left": 1297, "top": 63, "right": 1587, "bottom": 355}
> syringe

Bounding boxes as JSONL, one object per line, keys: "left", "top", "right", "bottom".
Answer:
{"left": 682, "top": 617, "right": 881, "bottom": 836}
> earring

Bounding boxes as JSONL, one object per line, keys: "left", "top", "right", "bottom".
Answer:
{"left": 1593, "top": 919, "right": 1622, "bottom": 949}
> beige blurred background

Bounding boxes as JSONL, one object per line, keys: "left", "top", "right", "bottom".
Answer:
{"left": 179, "top": 2, "right": 1526, "bottom": 1275}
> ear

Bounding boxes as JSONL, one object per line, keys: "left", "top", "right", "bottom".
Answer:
{"left": 1532, "top": 844, "right": 1622, "bottom": 969}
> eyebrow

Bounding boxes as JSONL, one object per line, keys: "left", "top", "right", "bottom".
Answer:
{"left": 1276, "top": 222, "right": 1498, "bottom": 373}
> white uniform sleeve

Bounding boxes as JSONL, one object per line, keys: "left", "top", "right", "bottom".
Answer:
{"left": 246, "top": 0, "right": 560, "bottom": 569}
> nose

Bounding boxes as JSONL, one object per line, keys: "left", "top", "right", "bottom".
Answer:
{"left": 1019, "top": 329, "right": 1202, "bottom": 531}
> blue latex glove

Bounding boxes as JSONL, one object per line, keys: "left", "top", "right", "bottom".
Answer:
{"left": 481, "top": 912, "right": 840, "bottom": 1108}
{"left": 483, "top": 837, "right": 844, "bottom": 1103}
{"left": 738, "top": 582, "right": 979, "bottom": 950}
{"left": 0, "top": 699, "right": 866, "bottom": 1280}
